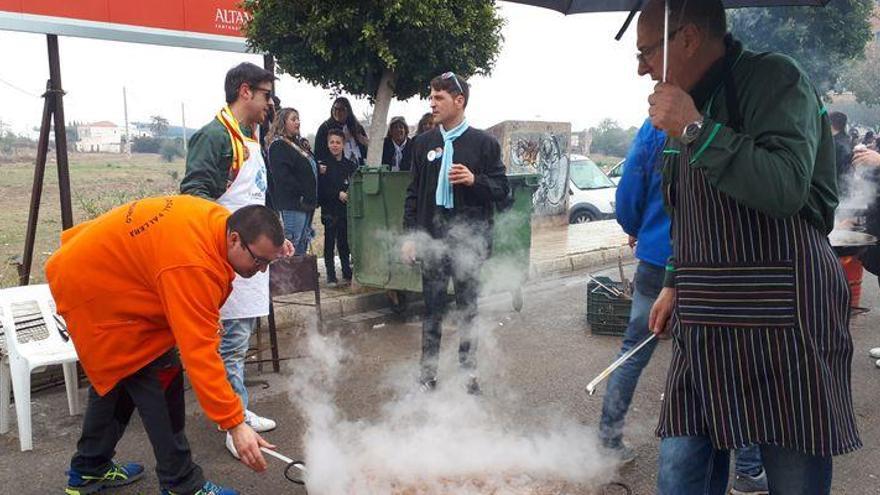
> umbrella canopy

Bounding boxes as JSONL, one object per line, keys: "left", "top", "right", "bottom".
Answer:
{"left": 504, "top": 0, "right": 830, "bottom": 14}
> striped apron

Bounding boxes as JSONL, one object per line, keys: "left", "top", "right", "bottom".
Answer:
{"left": 655, "top": 142, "right": 862, "bottom": 457}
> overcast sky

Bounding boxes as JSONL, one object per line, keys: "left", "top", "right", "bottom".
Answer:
{"left": 0, "top": 3, "right": 654, "bottom": 138}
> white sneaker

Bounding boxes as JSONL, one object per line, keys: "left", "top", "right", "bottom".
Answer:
{"left": 245, "top": 410, "right": 277, "bottom": 433}
{"left": 875, "top": 358, "right": 880, "bottom": 369}
{"left": 225, "top": 432, "right": 240, "bottom": 459}
{"left": 869, "top": 347, "right": 880, "bottom": 359}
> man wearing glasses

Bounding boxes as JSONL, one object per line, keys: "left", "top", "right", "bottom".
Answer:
{"left": 638, "top": 1, "right": 859, "bottom": 493}
{"left": 47, "top": 197, "right": 292, "bottom": 495}
{"left": 181, "top": 62, "right": 282, "bottom": 457}
{"left": 402, "top": 72, "right": 509, "bottom": 394}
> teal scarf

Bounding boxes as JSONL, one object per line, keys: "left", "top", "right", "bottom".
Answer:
{"left": 436, "top": 119, "right": 469, "bottom": 209}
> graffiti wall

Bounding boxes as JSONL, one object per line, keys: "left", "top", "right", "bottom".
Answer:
{"left": 488, "top": 121, "right": 571, "bottom": 218}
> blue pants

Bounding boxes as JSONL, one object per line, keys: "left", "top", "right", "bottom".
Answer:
{"left": 658, "top": 436, "right": 832, "bottom": 494}
{"left": 219, "top": 317, "right": 257, "bottom": 411}
{"left": 598, "top": 262, "right": 762, "bottom": 477}
{"left": 280, "top": 209, "right": 314, "bottom": 256}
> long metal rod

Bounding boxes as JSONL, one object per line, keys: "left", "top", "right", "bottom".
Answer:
{"left": 586, "top": 334, "right": 657, "bottom": 395}
{"left": 662, "top": 0, "right": 670, "bottom": 83}
{"left": 261, "top": 447, "right": 306, "bottom": 469}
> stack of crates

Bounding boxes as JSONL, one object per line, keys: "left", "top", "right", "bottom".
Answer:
{"left": 586, "top": 276, "right": 631, "bottom": 336}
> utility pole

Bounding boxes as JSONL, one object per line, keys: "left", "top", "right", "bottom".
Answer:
{"left": 123, "top": 86, "right": 130, "bottom": 157}
{"left": 181, "top": 102, "right": 187, "bottom": 154}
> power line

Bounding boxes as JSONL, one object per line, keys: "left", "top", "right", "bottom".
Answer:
{"left": 0, "top": 76, "right": 41, "bottom": 98}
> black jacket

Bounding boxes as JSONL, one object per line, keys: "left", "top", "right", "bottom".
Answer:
{"left": 315, "top": 119, "right": 368, "bottom": 166}
{"left": 403, "top": 127, "right": 509, "bottom": 246}
{"left": 381, "top": 136, "right": 413, "bottom": 171}
{"left": 318, "top": 155, "right": 358, "bottom": 218}
{"left": 268, "top": 138, "right": 317, "bottom": 212}
{"left": 834, "top": 132, "right": 853, "bottom": 193}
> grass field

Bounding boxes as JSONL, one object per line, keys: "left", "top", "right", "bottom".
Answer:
{"left": 0, "top": 151, "right": 334, "bottom": 290}
{"left": 0, "top": 152, "right": 186, "bottom": 287}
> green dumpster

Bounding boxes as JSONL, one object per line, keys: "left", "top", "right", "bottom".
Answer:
{"left": 348, "top": 167, "right": 539, "bottom": 312}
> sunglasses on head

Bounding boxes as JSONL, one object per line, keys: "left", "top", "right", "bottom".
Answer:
{"left": 440, "top": 72, "right": 464, "bottom": 94}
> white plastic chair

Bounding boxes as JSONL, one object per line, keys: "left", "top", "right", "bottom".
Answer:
{"left": 0, "top": 284, "right": 80, "bottom": 451}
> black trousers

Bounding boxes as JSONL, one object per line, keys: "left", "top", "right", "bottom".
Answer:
{"left": 322, "top": 213, "right": 351, "bottom": 280}
{"left": 70, "top": 349, "right": 204, "bottom": 494}
{"left": 419, "top": 255, "right": 480, "bottom": 382}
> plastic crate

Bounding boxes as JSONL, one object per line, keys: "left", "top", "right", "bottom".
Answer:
{"left": 586, "top": 276, "right": 631, "bottom": 336}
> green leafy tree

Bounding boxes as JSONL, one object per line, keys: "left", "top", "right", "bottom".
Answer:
{"left": 159, "top": 139, "right": 185, "bottom": 162}
{"left": 728, "top": 0, "right": 873, "bottom": 95}
{"left": 589, "top": 119, "right": 638, "bottom": 157}
{"left": 149, "top": 115, "right": 170, "bottom": 138}
{"left": 243, "top": 0, "right": 504, "bottom": 166}
{"left": 842, "top": 43, "right": 880, "bottom": 108}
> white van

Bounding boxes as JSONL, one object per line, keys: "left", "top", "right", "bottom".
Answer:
{"left": 567, "top": 154, "right": 617, "bottom": 224}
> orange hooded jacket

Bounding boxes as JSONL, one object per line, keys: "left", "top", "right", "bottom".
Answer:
{"left": 45, "top": 195, "right": 245, "bottom": 430}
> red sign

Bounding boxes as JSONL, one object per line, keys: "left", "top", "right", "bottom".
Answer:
{"left": 0, "top": 0, "right": 251, "bottom": 52}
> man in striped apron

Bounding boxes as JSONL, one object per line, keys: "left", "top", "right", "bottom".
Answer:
{"left": 637, "top": 1, "right": 861, "bottom": 493}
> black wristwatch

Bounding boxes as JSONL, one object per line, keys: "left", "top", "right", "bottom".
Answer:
{"left": 680, "top": 118, "right": 704, "bottom": 145}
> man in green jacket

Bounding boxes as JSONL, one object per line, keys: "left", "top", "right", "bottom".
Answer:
{"left": 639, "top": 1, "right": 860, "bottom": 494}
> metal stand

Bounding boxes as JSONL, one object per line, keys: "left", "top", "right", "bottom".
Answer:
{"left": 248, "top": 255, "right": 323, "bottom": 373}
{"left": 19, "top": 34, "right": 73, "bottom": 285}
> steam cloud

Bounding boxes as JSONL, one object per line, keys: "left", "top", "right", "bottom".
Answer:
{"left": 287, "top": 211, "right": 614, "bottom": 494}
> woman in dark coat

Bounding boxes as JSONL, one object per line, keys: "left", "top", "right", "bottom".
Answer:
{"left": 267, "top": 107, "right": 318, "bottom": 255}
{"left": 380, "top": 116, "right": 413, "bottom": 171}
{"left": 314, "top": 97, "right": 368, "bottom": 166}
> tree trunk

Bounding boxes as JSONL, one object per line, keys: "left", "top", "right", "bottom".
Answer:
{"left": 365, "top": 69, "right": 397, "bottom": 167}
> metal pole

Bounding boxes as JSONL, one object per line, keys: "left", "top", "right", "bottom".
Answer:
{"left": 181, "top": 102, "right": 187, "bottom": 154}
{"left": 123, "top": 86, "right": 131, "bottom": 157}
{"left": 662, "top": 0, "right": 669, "bottom": 83}
{"left": 48, "top": 34, "right": 73, "bottom": 230}
{"left": 19, "top": 80, "right": 54, "bottom": 286}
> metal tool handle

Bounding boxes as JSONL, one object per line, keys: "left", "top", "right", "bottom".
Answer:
{"left": 587, "top": 274, "right": 631, "bottom": 300}
{"left": 586, "top": 334, "right": 657, "bottom": 396}
{"left": 261, "top": 447, "right": 306, "bottom": 470}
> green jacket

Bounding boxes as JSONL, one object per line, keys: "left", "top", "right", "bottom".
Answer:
{"left": 663, "top": 40, "right": 838, "bottom": 286}
{"left": 180, "top": 118, "right": 255, "bottom": 200}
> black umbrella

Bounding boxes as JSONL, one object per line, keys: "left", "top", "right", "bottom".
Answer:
{"left": 504, "top": 0, "right": 830, "bottom": 14}
{"left": 505, "top": 0, "right": 830, "bottom": 81}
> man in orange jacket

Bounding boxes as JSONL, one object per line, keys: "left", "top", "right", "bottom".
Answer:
{"left": 46, "top": 195, "right": 291, "bottom": 495}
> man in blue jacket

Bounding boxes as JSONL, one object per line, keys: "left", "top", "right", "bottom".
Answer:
{"left": 598, "top": 119, "right": 767, "bottom": 494}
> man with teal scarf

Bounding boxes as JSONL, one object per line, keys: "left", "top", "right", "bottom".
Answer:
{"left": 402, "top": 73, "right": 509, "bottom": 395}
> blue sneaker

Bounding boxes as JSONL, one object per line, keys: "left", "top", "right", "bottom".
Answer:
{"left": 161, "top": 481, "right": 240, "bottom": 495}
{"left": 65, "top": 462, "right": 145, "bottom": 494}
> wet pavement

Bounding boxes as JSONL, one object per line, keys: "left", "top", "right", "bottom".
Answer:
{"left": 1, "top": 261, "right": 878, "bottom": 494}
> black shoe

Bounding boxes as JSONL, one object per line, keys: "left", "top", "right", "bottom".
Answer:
{"left": 466, "top": 375, "right": 481, "bottom": 396}
{"left": 327, "top": 277, "right": 338, "bottom": 285}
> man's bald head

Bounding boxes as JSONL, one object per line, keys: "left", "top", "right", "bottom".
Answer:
{"left": 640, "top": 0, "right": 727, "bottom": 40}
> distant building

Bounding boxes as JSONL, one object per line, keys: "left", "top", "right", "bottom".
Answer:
{"left": 74, "top": 121, "right": 121, "bottom": 153}
{"left": 571, "top": 129, "right": 592, "bottom": 155}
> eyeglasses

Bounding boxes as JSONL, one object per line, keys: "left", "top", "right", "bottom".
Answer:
{"left": 636, "top": 26, "right": 683, "bottom": 65}
{"left": 440, "top": 72, "right": 464, "bottom": 94}
{"left": 250, "top": 85, "right": 273, "bottom": 100}
{"left": 242, "top": 241, "right": 279, "bottom": 268}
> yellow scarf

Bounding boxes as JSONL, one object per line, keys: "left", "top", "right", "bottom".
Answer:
{"left": 216, "top": 105, "right": 257, "bottom": 186}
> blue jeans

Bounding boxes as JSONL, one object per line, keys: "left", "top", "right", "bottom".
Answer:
{"left": 280, "top": 209, "right": 313, "bottom": 255}
{"left": 598, "top": 261, "right": 664, "bottom": 448}
{"left": 219, "top": 317, "right": 258, "bottom": 411}
{"left": 658, "top": 436, "right": 832, "bottom": 495}
{"left": 598, "top": 262, "right": 763, "bottom": 477}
